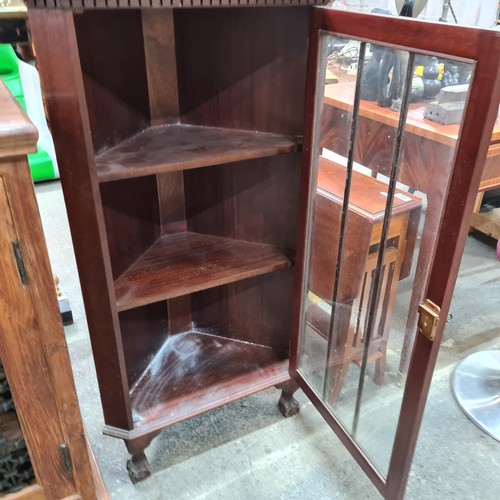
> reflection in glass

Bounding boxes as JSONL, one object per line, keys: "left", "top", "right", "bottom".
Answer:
{"left": 297, "top": 33, "right": 473, "bottom": 477}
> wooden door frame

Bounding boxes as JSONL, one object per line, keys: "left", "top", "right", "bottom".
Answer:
{"left": 290, "top": 8, "right": 500, "bottom": 499}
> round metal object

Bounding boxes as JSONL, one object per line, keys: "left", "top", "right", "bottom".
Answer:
{"left": 451, "top": 350, "right": 500, "bottom": 442}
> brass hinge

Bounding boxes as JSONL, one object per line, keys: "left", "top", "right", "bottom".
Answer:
{"left": 12, "top": 241, "right": 28, "bottom": 285}
{"left": 418, "top": 299, "right": 441, "bottom": 341}
{"left": 60, "top": 443, "right": 73, "bottom": 475}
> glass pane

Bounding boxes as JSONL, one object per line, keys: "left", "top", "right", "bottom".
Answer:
{"left": 297, "top": 32, "right": 474, "bottom": 477}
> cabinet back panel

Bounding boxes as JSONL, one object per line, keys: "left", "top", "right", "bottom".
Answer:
{"left": 142, "top": 9, "right": 180, "bottom": 125}
{"left": 158, "top": 171, "right": 187, "bottom": 235}
{"left": 74, "top": 9, "right": 150, "bottom": 153}
{"left": 100, "top": 175, "right": 161, "bottom": 279}
{"left": 191, "top": 269, "right": 294, "bottom": 351}
{"left": 174, "top": 7, "right": 309, "bottom": 135}
{"left": 119, "top": 301, "right": 170, "bottom": 389}
{"left": 184, "top": 154, "right": 301, "bottom": 250}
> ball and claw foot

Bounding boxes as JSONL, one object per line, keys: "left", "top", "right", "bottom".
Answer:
{"left": 276, "top": 379, "right": 300, "bottom": 418}
{"left": 126, "top": 451, "right": 151, "bottom": 484}
{"left": 124, "top": 432, "right": 159, "bottom": 484}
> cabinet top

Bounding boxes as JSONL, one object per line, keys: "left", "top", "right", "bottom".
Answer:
{"left": 0, "top": 81, "right": 37, "bottom": 159}
{"left": 27, "top": 0, "right": 329, "bottom": 10}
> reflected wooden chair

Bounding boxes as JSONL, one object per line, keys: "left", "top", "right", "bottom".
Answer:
{"left": 306, "top": 157, "right": 421, "bottom": 404}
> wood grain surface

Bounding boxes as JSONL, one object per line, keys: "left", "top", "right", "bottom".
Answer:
{"left": 29, "top": 7, "right": 135, "bottom": 431}
{"left": 0, "top": 82, "right": 98, "bottom": 497}
{"left": 114, "top": 232, "right": 293, "bottom": 311}
{"left": 96, "top": 124, "right": 300, "bottom": 182}
{"left": 74, "top": 9, "right": 150, "bottom": 153}
{"left": 184, "top": 154, "right": 302, "bottom": 250}
{"left": 130, "top": 331, "right": 289, "bottom": 432}
{"left": 0, "top": 81, "right": 37, "bottom": 158}
{"left": 317, "top": 157, "right": 421, "bottom": 222}
{"left": 324, "top": 82, "right": 500, "bottom": 146}
{"left": 191, "top": 269, "right": 295, "bottom": 351}
{"left": 175, "top": 7, "right": 309, "bottom": 136}
{"left": 27, "top": 0, "right": 328, "bottom": 8}
{"left": 142, "top": 9, "right": 179, "bottom": 125}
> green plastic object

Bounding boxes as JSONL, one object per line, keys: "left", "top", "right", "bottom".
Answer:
{"left": 0, "top": 44, "right": 56, "bottom": 182}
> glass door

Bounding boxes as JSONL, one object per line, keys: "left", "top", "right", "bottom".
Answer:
{"left": 290, "top": 8, "right": 500, "bottom": 499}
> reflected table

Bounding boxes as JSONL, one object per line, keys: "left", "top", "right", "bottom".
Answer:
{"left": 322, "top": 83, "right": 500, "bottom": 376}
{"left": 451, "top": 350, "right": 500, "bottom": 441}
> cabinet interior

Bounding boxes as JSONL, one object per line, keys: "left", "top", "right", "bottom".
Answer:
{"left": 72, "top": 6, "right": 309, "bottom": 428}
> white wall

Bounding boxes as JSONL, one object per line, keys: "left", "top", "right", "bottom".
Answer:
{"left": 419, "top": 0, "right": 498, "bottom": 27}
{"left": 339, "top": 0, "right": 498, "bottom": 27}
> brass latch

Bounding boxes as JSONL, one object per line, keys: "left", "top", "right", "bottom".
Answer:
{"left": 418, "top": 299, "right": 441, "bottom": 341}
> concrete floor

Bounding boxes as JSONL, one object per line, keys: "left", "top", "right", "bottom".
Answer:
{"left": 35, "top": 180, "right": 500, "bottom": 499}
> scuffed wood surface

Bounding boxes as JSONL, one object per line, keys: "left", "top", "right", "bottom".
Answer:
{"left": 115, "top": 232, "right": 293, "bottom": 311}
{"left": 130, "top": 331, "right": 289, "bottom": 433}
{"left": 96, "top": 124, "right": 300, "bottom": 182}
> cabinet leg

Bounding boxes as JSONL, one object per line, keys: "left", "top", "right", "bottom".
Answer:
{"left": 124, "top": 431, "right": 160, "bottom": 484}
{"left": 126, "top": 451, "right": 150, "bottom": 484}
{"left": 276, "top": 379, "right": 300, "bottom": 418}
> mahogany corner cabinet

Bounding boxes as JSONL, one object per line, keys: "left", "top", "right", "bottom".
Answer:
{"left": 27, "top": 3, "right": 500, "bottom": 498}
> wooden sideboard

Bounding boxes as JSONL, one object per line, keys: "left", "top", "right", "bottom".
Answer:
{"left": 322, "top": 83, "right": 500, "bottom": 193}
{"left": 321, "top": 82, "right": 500, "bottom": 375}
{"left": 0, "top": 80, "right": 104, "bottom": 499}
